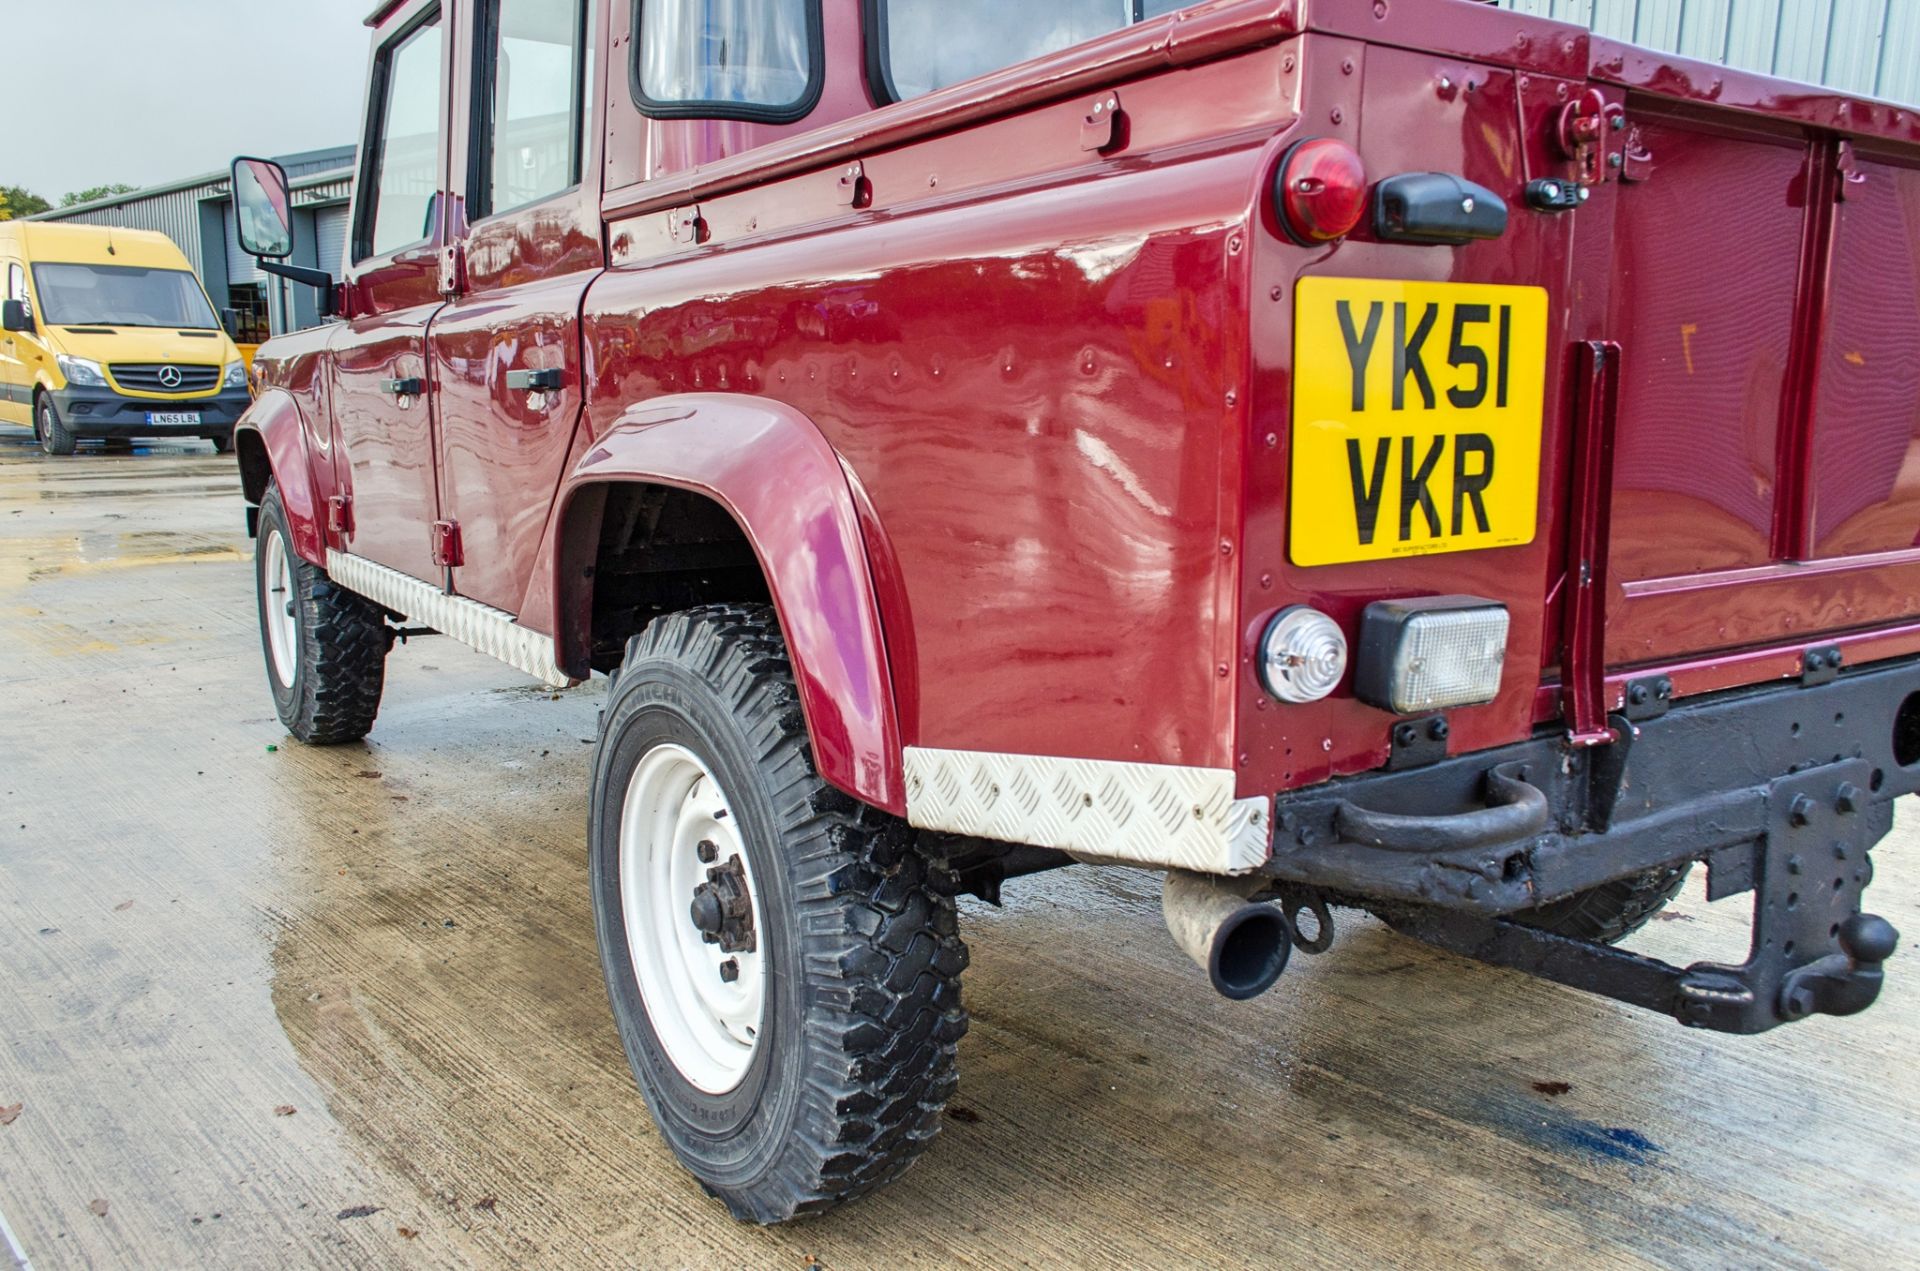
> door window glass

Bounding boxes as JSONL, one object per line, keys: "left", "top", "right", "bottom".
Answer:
{"left": 636, "top": 0, "right": 815, "bottom": 116}
{"left": 7, "top": 263, "right": 27, "bottom": 315}
{"left": 871, "top": 0, "right": 1197, "bottom": 101}
{"left": 359, "top": 13, "right": 446, "bottom": 260}
{"left": 477, "top": 0, "right": 585, "bottom": 217}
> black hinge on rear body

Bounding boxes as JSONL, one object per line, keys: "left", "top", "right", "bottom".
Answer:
{"left": 1802, "top": 644, "right": 1842, "bottom": 686}
{"left": 1621, "top": 674, "right": 1672, "bottom": 722}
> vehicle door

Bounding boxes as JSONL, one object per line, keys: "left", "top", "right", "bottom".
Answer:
{"left": 329, "top": 0, "right": 454, "bottom": 581}
{"left": 1, "top": 260, "right": 36, "bottom": 425}
{"left": 429, "top": 0, "right": 600, "bottom": 613}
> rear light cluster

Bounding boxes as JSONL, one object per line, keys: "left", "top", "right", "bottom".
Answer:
{"left": 1273, "top": 138, "right": 1367, "bottom": 245}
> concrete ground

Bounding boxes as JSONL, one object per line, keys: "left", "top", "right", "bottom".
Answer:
{"left": 0, "top": 428, "right": 1914, "bottom": 1271}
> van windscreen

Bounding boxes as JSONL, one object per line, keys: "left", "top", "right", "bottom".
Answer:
{"left": 30, "top": 263, "right": 218, "bottom": 330}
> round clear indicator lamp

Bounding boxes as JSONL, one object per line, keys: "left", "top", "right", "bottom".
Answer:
{"left": 1258, "top": 606, "right": 1348, "bottom": 703}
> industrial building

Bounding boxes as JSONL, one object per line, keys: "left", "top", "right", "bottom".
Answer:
{"left": 34, "top": 145, "right": 352, "bottom": 344}
{"left": 29, "top": 2, "right": 1917, "bottom": 346}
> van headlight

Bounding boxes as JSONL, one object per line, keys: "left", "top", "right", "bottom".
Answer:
{"left": 55, "top": 354, "right": 108, "bottom": 388}
{"left": 223, "top": 360, "right": 247, "bottom": 389}
{"left": 1353, "top": 597, "right": 1509, "bottom": 714}
{"left": 1258, "top": 606, "right": 1348, "bottom": 703}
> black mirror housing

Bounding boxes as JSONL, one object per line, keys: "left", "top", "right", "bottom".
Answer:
{"left": 1, "top": 299, "right": 31, "bottom": 333}
{"left": 230, "top": 156, "right": 295, "bottom": 259}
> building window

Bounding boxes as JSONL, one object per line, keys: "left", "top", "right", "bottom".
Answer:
{"left": 633, "top": 0, "right": 820, "bottom": 122}
{"left": 356, "top": 10, "right": 446, "bottom": 261}
{"left": 227, "top": 283, "right": 270, "bottom": 344}
{"left": 866, "top": 0, "right": 1195, "bottom": 102}
{"left": 473, "top": 0, "right": 587, "bottom": 218}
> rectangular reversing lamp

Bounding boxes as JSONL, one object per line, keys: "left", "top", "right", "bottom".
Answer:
{"left": 1354, "top": 596, "right": 1509, "bottom": 715}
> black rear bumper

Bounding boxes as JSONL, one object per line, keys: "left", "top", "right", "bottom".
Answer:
{"left": 1264, "top": 655, "right": 1915, "bottom": 1032}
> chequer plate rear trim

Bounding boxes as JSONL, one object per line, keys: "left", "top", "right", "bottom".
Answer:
{"left": 902, "top": 747, "right": 1272, "bottom": 874}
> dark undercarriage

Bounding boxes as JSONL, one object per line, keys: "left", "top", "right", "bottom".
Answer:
{"left": 945, "top": 654, "right": 1917, "bottom": 1036}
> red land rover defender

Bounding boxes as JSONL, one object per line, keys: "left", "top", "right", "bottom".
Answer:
{"left": 230, "top": 0, "right": 1916, "bottom": 1221}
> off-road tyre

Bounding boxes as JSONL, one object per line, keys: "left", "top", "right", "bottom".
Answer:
{"left": 35, "top": 393, "right": 76, "bottom": 456}
{"left": 1515, "top": 863, "right": 1692, "bottom": 945}
{"left": 590, "top": 604, "right": 968, "bottom": 1223}
{"left": 256, "top": 481, "right": 388, "bottom": 744}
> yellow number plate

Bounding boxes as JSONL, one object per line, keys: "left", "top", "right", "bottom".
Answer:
{"left": 1289, "top": 277, "right": 1548, "bottom": 566}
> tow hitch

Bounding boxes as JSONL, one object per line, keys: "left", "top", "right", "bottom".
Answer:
{"left": 1392, "top": 758, "right": 1900, "bottom": 1034}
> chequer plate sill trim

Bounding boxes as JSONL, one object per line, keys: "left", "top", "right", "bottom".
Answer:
{"left": 902, "top": 747, "right": 1272, "bottom": 875}
{"left": 325, "top": 550, "right": 574, "bottom": 689}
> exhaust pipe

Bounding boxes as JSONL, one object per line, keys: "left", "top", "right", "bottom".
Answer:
{"left": 1161, "top": 870, "right": 1292, "bottom": 1000}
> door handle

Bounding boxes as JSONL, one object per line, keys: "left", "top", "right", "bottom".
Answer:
{"left": 505, "top": 367, "right": 562, "bottom": 391}
{"left": 379, "top": 376, "right": 424, "bottom": 396}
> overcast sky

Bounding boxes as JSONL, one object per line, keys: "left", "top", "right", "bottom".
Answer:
{"left": 5, "top": 0, "right": 372, "bottom": 200}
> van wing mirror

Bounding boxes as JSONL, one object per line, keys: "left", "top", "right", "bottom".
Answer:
{"left": 231, "top": 156, "right": 294, "bottom": 258}
{"left": 1, "top": 299, "right": 31, "bottom": 333}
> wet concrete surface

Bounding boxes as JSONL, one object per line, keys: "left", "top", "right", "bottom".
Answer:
{"left": 0, "top": 423, "right": 1915, "bottom": 1269}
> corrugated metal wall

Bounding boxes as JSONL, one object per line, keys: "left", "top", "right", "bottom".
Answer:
{"left": 1496, "top": 0, "right": 1920, "bottom": 106}
{"left": 47, "top": 183, "right": 220, "bottom": 277}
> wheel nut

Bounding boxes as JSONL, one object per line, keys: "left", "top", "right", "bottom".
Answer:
{"left": 1835, "top": 783, "right": 1863, "bottom": 815}
{"left": 1788, "top": 794, "right": 1816, "bottom": 827}
{"left": 696, "top": 839, "right": 718, "bottom": 863}
{"left": 719, "top": 958, "right": 739, "bottom": 982}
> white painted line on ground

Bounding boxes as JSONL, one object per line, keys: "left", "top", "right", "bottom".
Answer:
{"left": 0, "top": 1198, "right": 33, "bottom": 1271}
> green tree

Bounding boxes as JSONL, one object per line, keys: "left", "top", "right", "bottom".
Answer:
{"left": 60, "top": 183, "right": 138, "bottom": 208}
{"left": 0, "top": 185, "right": 52, "bottom": 220}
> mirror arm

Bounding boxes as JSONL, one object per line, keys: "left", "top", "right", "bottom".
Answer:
{"left": 258, "top": 261, "right": 336, "bottom": 317}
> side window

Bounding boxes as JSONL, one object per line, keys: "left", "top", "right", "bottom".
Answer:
{"left": 356, "top": 11, "right": 446, "bottom": 262}
{"left": 7, "top": 262, "right": 29, "bottom": 320}
{"left": 868, "top": 0, "right": 1198, "bottom": 102}
{"left": 634, "top": 0, "right": 819, "bottom": 121}
{"left": 473, "top": 0, "right": 587, "bottom": 218}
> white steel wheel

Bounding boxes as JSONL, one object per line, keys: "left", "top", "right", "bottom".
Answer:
{"left": 620, "top": 742, "right": 767, "bottom": 1094}
{"left": 261, "top": 526, "right": 299, "bottom": 686}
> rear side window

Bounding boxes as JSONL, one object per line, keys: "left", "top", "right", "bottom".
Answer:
{"left": 633, "top": 0, "right": 820, "bottom": 122}
{"left": 868, "top": 0, "right": 1193, "bottom": 101}
{"left": 357, "top": 11, "right": 447, "bottom": 261}
{"left": 472, "top": 0, "right": 588, "bottom": 218}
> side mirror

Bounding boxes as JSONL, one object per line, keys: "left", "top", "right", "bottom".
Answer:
{"left": 231, "top": 156, "right": 294, "bottom": 258}
{"left": 1, "top": 299, "right": 31, "bottom": 333}
{"left": 221, "top": 308, "right": 242, "bottom": 340}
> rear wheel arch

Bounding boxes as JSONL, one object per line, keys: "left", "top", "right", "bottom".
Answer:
{"left": 552, "top": 395, "right": 908, "bottom": 814}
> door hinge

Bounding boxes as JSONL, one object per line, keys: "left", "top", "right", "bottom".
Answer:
{"left": 439, "top": 241, "right": 466, "bottom": 297}
{"left": 327, "top": 494, "right": 353, "bottom": 535}
{"left": 1836, "top": 140, "right": 1867, "bottom": 201}
{"left": 430, "top": 519, "right": 464, "bottom": 568}
{"left": 836, "top": 161, "right": 872, "bottom": 208}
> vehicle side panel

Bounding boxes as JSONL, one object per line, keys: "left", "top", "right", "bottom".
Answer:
{"left": 585, "top": 80, "right": 1278, "bottom": 770}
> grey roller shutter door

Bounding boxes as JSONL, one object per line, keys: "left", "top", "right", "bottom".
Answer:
{"left": 224, "top": 203, "right": 262, "bottom": 287}
{"left": 315, "top": 205, "right": 350, "bottom": 280}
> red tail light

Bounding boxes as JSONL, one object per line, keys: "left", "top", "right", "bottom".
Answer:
{"left": 1274, "top": 138, "right": 1368, "bottom": 245}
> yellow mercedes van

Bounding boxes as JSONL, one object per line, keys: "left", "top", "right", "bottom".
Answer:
{"left": 0, "top": 222, "right": 251, "bottom": 455}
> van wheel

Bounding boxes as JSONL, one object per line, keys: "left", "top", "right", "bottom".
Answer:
{"left": 35, "top": 394, "right": 75, "bottom": 456}
{"left": 590, "top": 604, "right": 967, "bottom": 1223}
{"left": 210, "top": 432, "right": 233, "bottom": 455}
{"left": 256, "top": 481, "right": 388, "bottom": 744}
{"left": 1516, "top": 863, "right": 1692, "bottom": 945}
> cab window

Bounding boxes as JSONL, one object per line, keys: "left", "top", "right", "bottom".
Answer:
{"left": 356, "top": 10, "right": 446, "bottom": 261}
{"left": 473, "top": 0, "right": 587, "bottom": 218}
{"left": 7, "top": 263, "right": 28, "bottom": 318}
{"left": 634, "top": 0, "right": 819, "bottom": 121}
{"left": 868, "top": 0, "right": 1193, "bottom": 101}
{"left": 30, "top": 264, "right": 218, "bottom": 329}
